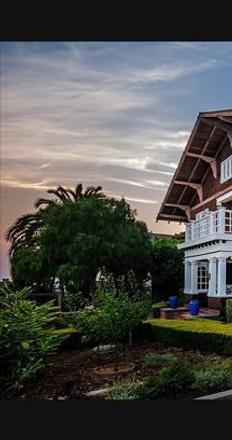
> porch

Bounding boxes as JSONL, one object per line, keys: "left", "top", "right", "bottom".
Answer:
{"left": 184, "top": 255, "right": 232, "bottom": 304}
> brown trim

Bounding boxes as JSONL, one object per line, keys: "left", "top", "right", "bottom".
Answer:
{"left": 190, "top": 183, "right": 232, "bottom": 212}
{"left": 201, "top": 117, "right": 232, "bottom": 133}
{"left": 157, "top": 213, "right": 187, "bottom": 222}
{"left": 157, "top": 116, "right": 201, "bottom": 221}
{"left": 157, "top": 111, "right": 232, "bottom": 223}
{"left": 199, "top": 109, "right": 232, "bottom": 118}
{"left": 189, "top": 134, "right": 228, "bottom": 207}
{"left": 173, "top": 125, "right": 216, "bottom": 211}
{"left": 186, "top": 152, "right": 217, "bottom": 179}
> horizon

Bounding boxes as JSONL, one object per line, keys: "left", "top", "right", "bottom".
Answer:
{"left": 1, "top": 42, "right": 232, "bottom": 279}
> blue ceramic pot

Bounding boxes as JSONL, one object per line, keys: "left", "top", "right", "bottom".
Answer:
{"left": 169, "top": 296, "right": 178, "bottom": 309}
{"left": 189, "top": 300, "right": 199, "bottom": 316}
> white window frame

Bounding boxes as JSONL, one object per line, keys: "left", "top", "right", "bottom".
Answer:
{"left": 197, "top": 261, "right": 209, "bottom": 292}
{"left": 221, "top": 155, "right": 232, "bottom": 183}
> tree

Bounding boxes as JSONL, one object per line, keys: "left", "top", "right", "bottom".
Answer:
{"left": 6, "top": 184, "right": 105, "bottom": 257}
{"left": 150, "top": 237, "right": 184, "bottom": 302}
{"left": 10, "top": 247, "right": 45, "bottom": 290}
{"left": 8, "top": 184, "right": 151, "bottom": 298}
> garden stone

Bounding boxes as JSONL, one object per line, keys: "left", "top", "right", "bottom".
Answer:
{"left": 92, "top": 344, "right": 116, "bottom": 353}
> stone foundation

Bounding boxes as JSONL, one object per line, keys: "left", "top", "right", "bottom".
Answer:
{"left": 160, "top": 307, "right": 189, "bottom": 320}
{"left": 207, "top": 296, "right": 231, "bottom": 312}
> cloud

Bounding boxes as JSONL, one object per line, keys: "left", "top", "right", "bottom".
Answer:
{"left": 38, "top": 163, "right": 51, "bottom": 169}
{"left": 1, "top": 41, "right": 232, "bottom": 279}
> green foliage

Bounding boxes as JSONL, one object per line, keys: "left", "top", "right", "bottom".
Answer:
{"left": 0, "top": 284, "right": 65, "bottom": 397}
{"left": 150, "top": 238, "right": 184, "bottom": 302}
{"left": 10, "top": 247, "right": 46, "bottom": 290}
{"left": 98, "top": 269, "right": 151, "bottom": 298}
{"left": 107, "top": 382, "right": 142, "bottom": 400}
{"left": 149, "top": 318, "right": 232, "bottom": 355}
{"left": 192, "top": 365, "right": 232, "bottom": 395}
{"left": 62, "top": 291, "right": 89, "bottom": 311}
{"left": 9, "top": 184, "right": 152, "bottom": 297}
{"left": 140, "top": 359, "right": 194, "bottom": 399}
{"left": 72, "top": 291, "right": 152, "bottom": 346}
{"left": 143, "top": 352, "right": 178, "bottom": 368}
{"left": 108, "top": 358, "right": 232, "bottom": 400}
{"left": 226, "top": 299, "right": 232, "bottom": 323}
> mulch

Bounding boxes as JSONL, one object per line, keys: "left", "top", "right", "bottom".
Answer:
{"left": 18, "top": 341, "right": 223, "bottom": 400}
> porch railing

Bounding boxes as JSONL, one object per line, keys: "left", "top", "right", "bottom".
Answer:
{"left": 186, "top": 208, "right": 232, "bottom": 242}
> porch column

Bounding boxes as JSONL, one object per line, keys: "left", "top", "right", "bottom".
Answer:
{"left": 208, "top": 257, "right": 217, "bottom": 296}
{"left": 184, "top": 260, "right": 191, "bottom": 293}
{"left": 217, "top": 256, "right": 227, "bottom": 296}
{"left": 190, "top": 260, "right": 198, "bottom": 294}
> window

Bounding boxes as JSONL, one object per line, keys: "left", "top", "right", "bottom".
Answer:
{"left": 197, "top": 262, "right": 209, "bottom": 291}
{"left": 221, "top": 155, "right": 232, "bottom": 183}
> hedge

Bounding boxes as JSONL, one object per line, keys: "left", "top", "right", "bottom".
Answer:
{"left": 226, "top": 299, "right": 232, "bottom": 323}
{"left": 148, "top": 319, "right": 232, "bottom": 355}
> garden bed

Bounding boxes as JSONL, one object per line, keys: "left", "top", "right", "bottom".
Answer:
{"left": 18, "top": 341, "right": 230, "bottom": 400}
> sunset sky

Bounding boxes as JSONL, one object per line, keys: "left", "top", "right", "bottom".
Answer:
{"left": 1, "top": 42, "right": 232, "bottom": 279}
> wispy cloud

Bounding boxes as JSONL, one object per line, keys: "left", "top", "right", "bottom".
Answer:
{"left": 37, "top": 163, "right": 51, "bottom": 169}
{"left": 1, "top": 41, "right": 232, "bottom": 278}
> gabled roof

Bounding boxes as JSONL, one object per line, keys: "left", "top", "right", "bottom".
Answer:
{"left": 156, "top": 110, "right": 232, "bottom": 223}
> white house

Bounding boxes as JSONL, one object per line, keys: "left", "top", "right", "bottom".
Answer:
{"left": 157, "top": 109, "right": 232, "bottom": 311}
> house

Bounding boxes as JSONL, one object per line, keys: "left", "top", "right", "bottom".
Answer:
{"left": 157, "top": 109, "right": 232, "bottom": 311}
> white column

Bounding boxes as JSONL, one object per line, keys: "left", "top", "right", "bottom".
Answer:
{"left": 184, "top": 260, "right": 191, "bottom": 293}
{"left": 190, "top": 261, "right": 198, "bottom": 294}
{"left": 217, "top": 256, "right": 227, "bottom": 296}
{"left": 218, "top": 206, "right": 225, "bottom": 233}
{"left": 208, "top": 257, "right": 217, "bottom": 296}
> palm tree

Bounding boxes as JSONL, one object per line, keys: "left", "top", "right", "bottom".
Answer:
{"left": 6, "top": 212, "right": 43, "bottom": 256}
{"left": 7, "top": 184, "right": 106, "bottom": 255}
{"left": 34, "top": 184, "right": 105, "bottom": 208}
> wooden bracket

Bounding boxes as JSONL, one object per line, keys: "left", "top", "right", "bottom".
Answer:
{"left": 174, "top": 180, "right": 203, "bottom": 203}
{"left": 164, "top": 203, "right": 191, "bottom": 221}
{"left": 186, "top": 152, "right": 217, "bottom": 179}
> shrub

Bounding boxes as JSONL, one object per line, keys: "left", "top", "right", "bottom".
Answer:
{"left": 143, "top": 352, "right": 178, "bottom": 368}
{"left": 148, "top": 319, "right": 232, "bottom": 355}
{"left": 107, "top": 382, "right": 142, "bottom": 400}
{"left": 140, "top": 359, "right": 194, "bottom": 399}
{"left": 0, "top": 284, "right": 65, "bottom": 397}
{"left": 73, "top": 291, "right": 152, "bottom": 347}
{"left": 192, "top": 366, "right": 232, "bottom": 395}
{"left": 226, "top": 299, "right": 232, "bottom": 323}
{"left": 62, "top": 291, "right": 89, "bottom": 312}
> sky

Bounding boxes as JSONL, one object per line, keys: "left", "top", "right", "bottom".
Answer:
{"left": 1, "top": 41, "right": 232, "bottom": 279}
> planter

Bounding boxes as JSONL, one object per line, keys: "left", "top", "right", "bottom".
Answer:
{"left": 189, "top": 300, "right": 200, "bottom": 316}
{"left": 169, "top": 296, "right": 178, "bottom": 309}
